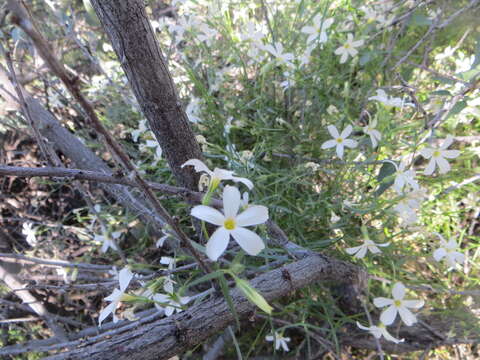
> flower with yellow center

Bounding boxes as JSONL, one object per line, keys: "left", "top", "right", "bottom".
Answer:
{"left": 356, "top": 322, "right": 404, "bottom": 344}
{"left": 334, "top": 33, "right": 364, "bottom": 64}
{"left": 99, "top": 267, "right": 134, "bottom": 326}
{"left": 191, "top": 186, "right": 269, "bottom": 261}
{"left": 362, "top": 119, "right": 382, "bottom": 148}
{"left": 373, "top": 282, "right": 424, "bottom": 326}
{"left": 420, "top": 135, "right": 460, "bottom": 175}
{"left": 321, "top": 125, "right": 358, "bottom": 159}
{"left": 432, "top": 233, "right": 465, "bottom": 269}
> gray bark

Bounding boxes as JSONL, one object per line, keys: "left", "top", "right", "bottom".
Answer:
{"left": 90, "top": 0, "right": 204, "bottom": 190}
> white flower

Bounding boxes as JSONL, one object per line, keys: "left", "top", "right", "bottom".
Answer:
{"left": 263, "top": 42, "right": 294, "bottom": 67}
{"left": 374, "top": 282, "right": 424, "bottom": 326}
{"left": 144, "top": 139, "right": 163, "bottom": 160}
{"left": 152, "top": 292, "right": 190, "bottom": 317}
{"left": 182, "top": 159, "right": 253, "bottom": 190}
{"left": 432, "top": 233, "right": 465, "bottom": 269}
{"left": 362, "top": 119, "right": 382, "bottom": 148}
{"left": 265, "top": 331, "right": 290, "bottom": 352}
{"left": 420, "top": 136, "right": 460, "bottom": 175}
{"left": 160, "top": 256, "right": 175, "bottom": 270}
{"left": 356, "top": 322, "right": 404, "bottom": 343}
{"left": 186, "top": 97, "right": 202, "bottom": 123}
{"left": 301, "top": 15, "right": 334, "bottom": 44}
{"left": 393, "top": 187, "right": 427, "bottom": 226}
{"left": 368, "top": 89, "right": 414, "bottom": 108}
{"left": 334, "top": 34, "right": 363, "bottom": 64}
{"left": 22, "top": 222, "right": 37, "bottom": 247}
{"left": 392, "top": 160, "right": 419, "bottom": 194}
{"left": 190, "top": 185, "right": 268, "bottom": 261}
{"left": 240, "top": 21, "right": 265, "bottom": 43}
{"left": 321, "top": 125, "right": 358, "bottom": 159}
{"left": 346, "top": 238, "right": 390, "bottom": 259}
{"left": 131, "top": 120, "right": 148, "bottom": 142}
{"left": 94, "top": 231, "right": 121, "bottom": 253}
{"left": 99, "top": 267, "right": 134, "bottom": 326}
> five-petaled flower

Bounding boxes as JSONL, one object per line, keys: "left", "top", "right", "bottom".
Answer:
{"left": 373, "top": 282, "right": 424, "bottom": 326}
{"left": 346, "top": 238, "right": 390, "bottom": 259}
{"left": 356, "top": 322, "right": 404, "bottom": 344}
{"left": 99, "top": 267, "right": 134, "bottom": 326}
{"left": 334, "top": 34, "right": 363, "bottom": 63}
{"left": 368, "top": 89, "right": 414, "bottom": 108}
{"left": 265, "top": 331, "right": 291, "bottom": 352}
{"left": 362, "top": 119, "right": 382, "bottom": 148}
{"left": 433, "top": 233, "right": 465, "bottom": 269}
{"left": 420, "top": 136, "right": 460, "bottom": 175}
{"left": 182, "top": 159, "right": 253, "bottom": 190}
{"left": 321, "top": 125, "right": 358, "bottom": 159}
{"left": 263, "top": 42, "right": 295, "bottom": 67}
{"left": 392, "top": 160, "right": 419, "bottom": 194}
{"left": 190, "top": 185, "right": 268, "bottom": 261}
{"left": 301, "top": 15, "right": 334, "bottom": 44}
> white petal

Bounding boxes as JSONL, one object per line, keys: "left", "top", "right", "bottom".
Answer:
{"left": 236, "top": 205, "right": 269, "bottom": 227}
{"left": 345, "top": 245, "right": 362, "bottom": 255}
{"left": 402, "top": 299, "right": 424, "bottom": 309}
{"left": 381, "top": 328, "right": 404, "bottom": 343}
{"left": 423, "top": 158, "right": 436, "bottom": 175}
{"left": 181, "top": 159, "right": 211, "bottom": 175}
{"left": 392, "top": 282, "right": 406, "bottom": 300}
{"left": 336, "top": 144, "right": 345, "bottom": 159}
{"left": 232, "top": 176, "right": 254, "bottom": 190}
{"left": 441, "top": 150, "right": 460, "bottom": 159}
{"left": 206, "top": 227, "right": 230, "bottom": 261}
{"left": 433, "top": 247, "right": 446, "bottom": 261}
{"left": 340, "top": 52, "right": 348, "bottom": 63}
{"left": 119, "top": 267, "right": 133, "bottom": 292}
{"left": 420, "top": 148, "right": 434, "bottom": 159}
{"left": 327, "top": 125, "right": 340, "bottom": 138}
{"left": 436, "top": 157, "right": 451, "bottom": 174}
{"left": 223, "top": 186, "right": 241, "bottom": 218}
{"left": 231, "top": 227, "right": 265, "bottom": 256}
{"left": 281, "top": 340, "right": 289, "bottom": 352}
{"left": 380, "top": 305, "right": 398, "bottom": 325}
{"left": 373, "top": 297, "right": 393, "bottom": 308}
{"left": 398, "top": 306, "right": 417, "bottom": 326}
{"left": 191, "top": 205, "right": 225, "bottom": 225}
{"left": 321, "top": 139, "right": 337, "bottom": 149}
{"left": 440, "top": 135, "right": 454, "bottom": 150}
{"left": 341, "top": 125, "right": 353, "bottom": 138}
{"left": 343, "top": 139, "right": 357, "bottom": 148}
{"left": 356, "top": 322, "right": 371, "bottom": 331}
{"left": 355, "top": 245, "right": 368, "bottom": 259}
{"left": 98, "top": 302, "right": 116, "bottom": 326}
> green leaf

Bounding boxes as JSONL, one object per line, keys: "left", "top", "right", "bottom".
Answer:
{"left": 375, "top": 161, "right": 396, "bottom": 196}
{"left": 219, "top": 275, "right": 240, "bottom": 329}
{"left": 233, "top": 276, "right": 273, "bottom": 314}
{"left": 186, "top": 270, "right": 223, "bottom": 289}
{"left": 445, "top": 101, "right": 468, "bottom": 121}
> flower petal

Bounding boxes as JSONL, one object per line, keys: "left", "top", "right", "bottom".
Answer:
{"left": 223, "top": 186, "right": 241, "bottom": 218}
{"left": 345, "top": 245, "right": 362, "bottom": 255}
{"left": 374, "top": 297, "right": 393, "bottom": 308}
{"left": 232, "top": 176, "right": 254, "bottom": 190}
{"left": 336, "top": 144, "right": 345, "bottom": 159}
{"left": 420, "top": 148, "right": 434, "bottom": 159}
{"left": 380, "top": 305, "right": 398, "bottom": 325}
{"left": 343, "top": 139, "right": 358, "bottom": 148}
{"left": 356, "top": 322, "right": 371, "bottom": 331}
{"left": 98, "top": 302, "right": 116, "bottom": 326}
{"left": 403, "top": 299, "right": 424, "bottom": 309}
{"left": 236, "top": 205, "right": 269, "bottom": 227}
{"left": 423, "top": 158, "right": 436, "bottom": 175}
{"left": 327, "top": 125, "right": 340, "bottom": 138}
{"left": 231, "top": 227, "right": 265, "bottom": 256}
{"left": 392, "top": 282, "right": 406, "bottom": 300}
{"left": 433, "top": 247, "right": 446, "bottom": 261}
{"left": 355, "top": 245, "right": 368, "bottom": 259}
{"left": 341, "top": 125, "right": 353, "bottom": 138}
{"left": 440, "top": 135, "right": 454, "bottom": 150}
{"left": 206, "top": 227, "right": 230, "bottom": 261}
{"left": 398, "top": 306, "right": 417, "bottom": 326}
{"left": 119, "top": 267, "right": 133, "bottom": 292}
{"left": 182, "top": 159, "right": 211, "bottom": 175}
{"left": 441, "top": 150, "right": 460, "bottom": 159}
{"left": 191, "top": 205, "right": 225, "bottom": 225}
{"left": 321, "top": 139, "right": 337, "bottom": 149}
{"left": 436, "top": 156, "right": 451, "bottom": 174}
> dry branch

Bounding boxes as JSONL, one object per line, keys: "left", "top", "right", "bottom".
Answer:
{"left": 45, "top": 254, "right": 363, "bottom": 360}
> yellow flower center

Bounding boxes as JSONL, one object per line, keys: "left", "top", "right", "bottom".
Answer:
{"left": 344, "top": 43, "right": 350, "bottom": 49}
{"left": 224, "top": 217, "right": 236, "bottom": 230}
{"left": 433, "top": 150, "right": 441, "bottom": 157}
{"left": 336, "top": 138, "right": 343, "bottom": 143}
{"left": 394, "top": 300, "right": 402, "bottom": 307}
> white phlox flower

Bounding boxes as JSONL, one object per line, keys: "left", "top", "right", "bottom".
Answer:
{"left": 346, "top": 238, "right": 390, "bottom": 259}
{"left": 374, "top": 282, "right": 424, "bottom": 326}
{"left": 356, "top": 322, "right": 404, "bottom": 343}
{"left": 263, "top": 42, "right": 294, "bottom": 67}
{"left": 131, "top": 119, "right": 148, "bottom": 142}
{"left": 420, "top": 135, "right": 460, "bottom": 175}
{"left": 186, "top": 97, "right": 202, "bottom": 123}
{"left": 334, "top": 34, "right": 363, "bottom": 63}
{"left": 362, "top": 119, "right": 382, "bottom": 148}
{"left": 190, "top": 185, "right": 268, "bottom": 261}
{"left": 95, "top": 231, "right": 121, "bottom": 253}
{"left": 144, "top": 139, "right": 163, "bottom": 160}
{"left": 393, "top": 187, "right": 427, "bottom": 226}
{"left": 160, "top": 256, "right": 175, "bottom": 270}
{"left": 432, "top": 233, "right": 465, "bottom": 269}
{"left": 240, "top": 21, "right": 265, "bottom": 43}
{"left": 265, "top": 331, "right": 291, "bottom": 352}
{"left": 368, "top": 89, "right": 414, "bottom": 108}
{"left": 22, "top": 222, "right": 37, "bottom": 247}
{"left": 152, "top": 277, "right": 190, "bottom": 317}
{"left": 301, "top": 15, "right": 334, "bottom": 44}
{"left": 182, "top": 159, "right": 254, "bottom": 190}
{"left": 391, "top": 160, "right": 419, "bottom": 194}
{"left": 321, "top": 125, "right": 358, "bottom": 159}
{"left": 99, "top": 267, "right": 134, "bottom": 326}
